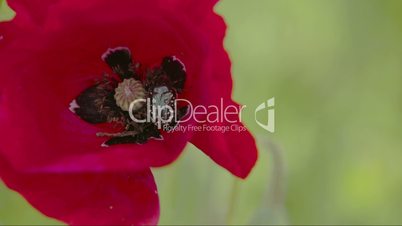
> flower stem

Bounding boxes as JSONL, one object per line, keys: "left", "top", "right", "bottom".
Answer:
{"left": 250, "top": 136, "right": 289, "bottom": 224}
{"left": 226, "top": 177, "right": 240, "bottom": 225}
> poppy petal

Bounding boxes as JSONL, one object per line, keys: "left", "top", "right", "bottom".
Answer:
{"left": 6, "top": 0, "right": 60, "bottom": 26}
{"left": 190, "top": 100, "right": 258, "bottom": 179}
{"left": 0, "top": 11, "right": 195, "bottom": 173}
{"left": 0, "top": 154, "right": 159, "bottom": 225}
{"left": 1, "top": 0, "right": 259, "bottom": 179}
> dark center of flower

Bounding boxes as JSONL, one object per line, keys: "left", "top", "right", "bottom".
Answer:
{"left": 70, "top": 47, "right": 188, "bottom": 147}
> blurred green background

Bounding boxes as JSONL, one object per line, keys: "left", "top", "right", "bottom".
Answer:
{"left": 1, "top": 0, "right": 402, "bottom": 225}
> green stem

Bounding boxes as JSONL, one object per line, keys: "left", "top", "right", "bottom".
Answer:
{"left": 251, "top": 136, "right": 289, "bottom": 224}
{"left": 226, "top": 178, "right": 240, "bottom": 225}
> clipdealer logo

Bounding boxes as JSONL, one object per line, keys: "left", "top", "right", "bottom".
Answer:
{"left": 255, "top": 97, "right": 275, "bottom": 133}
{"left": 127, "top": 97, "right": 275, "bottom": 134}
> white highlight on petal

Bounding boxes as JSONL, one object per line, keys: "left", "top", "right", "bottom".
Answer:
{"left": 69, "top": 99, "right": 79, "bottom": 113}
{"left": 101, "top": 142, "right": 109, "bottom": 148}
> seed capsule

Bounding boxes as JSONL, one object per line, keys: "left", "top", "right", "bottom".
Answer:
{"left": 114, "top": 78, "right": 146, "bottom": 111}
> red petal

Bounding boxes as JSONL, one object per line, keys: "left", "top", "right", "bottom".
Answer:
{"left": 0, "top": 6, "right": 197, "bottom": 172}
{"left": 176, "top": 2, "right": 258, "bottom": 178}
{"left": 1, "top": 0, "right": 259, "bottom": 178}
{"left": 190, "top": 100, "right": 258, "bottom": 179}
{"left": 0, "top": 154, "right": 159, "bottom": 225}
{"left": 7, "top": 0, "right": 60, "bottom": 26}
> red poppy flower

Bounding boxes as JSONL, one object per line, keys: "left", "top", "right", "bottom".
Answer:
{"left": 0, "top": 0, "right": 258, "bottom": 225}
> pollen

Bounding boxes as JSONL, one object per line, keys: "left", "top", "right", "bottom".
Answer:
{"left": 114, "top": 78, "right": 146, "bottom": 111}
